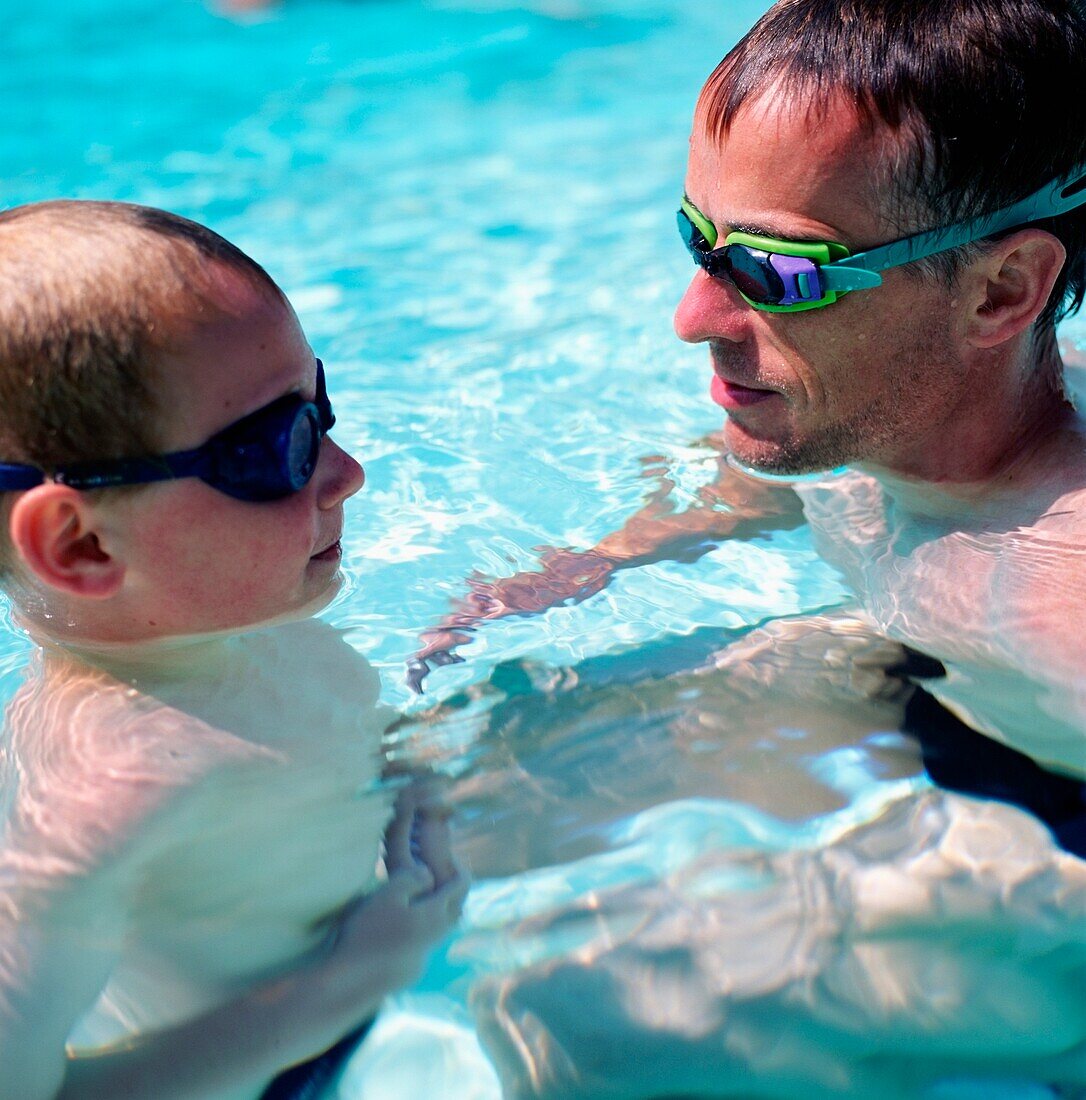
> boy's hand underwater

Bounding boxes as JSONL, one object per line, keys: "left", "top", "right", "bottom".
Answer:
{"left": 294, "top": 783, "right": 467, "bottom": 1034}
{"left": 384, "top": 778, "right": 465, "bottom": 891}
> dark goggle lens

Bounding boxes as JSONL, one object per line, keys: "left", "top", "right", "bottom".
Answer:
{"left": 285, "top": 406, "right": 321, "bottom": 491}
{"left": 677, "top": 208, "right": 711, "bottom": 259}
{"left": 719, "top": 245, "right": 785, "bottom": 305}
{"left": 208, "top": 399, "right": 324, "bottom": 502}
{"left": 678, "top": 209, "right": 790, "bottom": 306}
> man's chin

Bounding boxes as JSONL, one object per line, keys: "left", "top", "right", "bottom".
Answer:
{"left": 723, "top": 422, "right": 832, "bottom": 477}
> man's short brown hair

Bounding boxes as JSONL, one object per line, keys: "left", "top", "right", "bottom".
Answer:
{"left": 697, "top": 0, "right": 1086, "bottom": 342}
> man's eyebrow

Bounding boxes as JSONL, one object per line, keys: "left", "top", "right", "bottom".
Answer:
{"left": 685, "top": 196, "right": 838, "bottom": 245}
{"left": 726, "top": 219, "right": 831, "bottom": 244}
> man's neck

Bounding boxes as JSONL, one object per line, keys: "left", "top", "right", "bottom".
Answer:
{"left": 856, "top": 340, "right": 1077, "bottom": 516}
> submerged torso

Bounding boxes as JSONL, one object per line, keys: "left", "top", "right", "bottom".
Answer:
{"left": 0, "top": 618, "right": 393, "bottom": 1051}
{"left": 797, "top": 445, "right": 1086, "bottom": 777}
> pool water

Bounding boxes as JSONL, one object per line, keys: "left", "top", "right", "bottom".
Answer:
{"left": 4, "top": 0, "right": 1086, "bottom": 1096}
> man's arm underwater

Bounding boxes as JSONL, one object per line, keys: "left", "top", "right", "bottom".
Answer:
{"left": 409, "top": 442, "right": 807, "bottom": 691}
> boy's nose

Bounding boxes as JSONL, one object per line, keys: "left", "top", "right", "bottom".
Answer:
{"left": 674, "top": 269, "right": 751, "bottom": 345}
{"left": 316, "top": 436, "right": 365, "bottom": 508}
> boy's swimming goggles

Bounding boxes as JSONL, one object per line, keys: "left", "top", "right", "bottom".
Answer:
{"left": 0, "top": 359, "right": 335, "bottom": 502}
{"left": 678, "top": 164, "right": 1086, "bottom": 313}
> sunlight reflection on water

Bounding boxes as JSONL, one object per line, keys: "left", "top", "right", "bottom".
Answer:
{"left": 3, "top": 0, "right": 1086, "bottom": 1095}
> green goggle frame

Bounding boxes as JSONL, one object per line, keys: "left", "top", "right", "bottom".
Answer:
{"left": 679, "top": 164, "right": 1086, "bottom": 313}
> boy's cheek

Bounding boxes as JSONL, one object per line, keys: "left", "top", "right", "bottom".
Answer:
{"left": 124, "top": 492, "right": 320, "bottom": 628}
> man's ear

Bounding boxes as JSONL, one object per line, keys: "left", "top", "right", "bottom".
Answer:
{"left": 964, "top": 228, "right": 1066, "bottom": 349}
{"left": 8, "top": 484, "right": 125, "bottom": 598}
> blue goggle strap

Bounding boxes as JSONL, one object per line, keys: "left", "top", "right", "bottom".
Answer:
{"left": 820, "top": 164, "right": 1086, "bottom": 293}
{"left": 0, "top": 451, "right": 213, "bottom": 492}
{"left": 0, "top": 464, "right": 47, "bottom": 490}
{"left": 0, "top": 425, "right": 307, "bottom": 494}
{"left": 0, "top": 359, "right": 332, "bottom": 494}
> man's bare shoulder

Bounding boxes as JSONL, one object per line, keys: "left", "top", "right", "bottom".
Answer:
{"left": 1013, "top": 407, "right": 1086, "bottom": 538}
{"left": 969, "top": 435, "right": 1086, "bottom": 754}
{"left": 994, "top": 512, "right": 1086, "bottom": 652}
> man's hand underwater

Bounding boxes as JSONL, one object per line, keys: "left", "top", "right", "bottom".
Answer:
{"left": 407, "top": 548, "right": 617, "bottom": 693}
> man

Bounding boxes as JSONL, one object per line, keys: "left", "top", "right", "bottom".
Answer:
{"left": 398, "top": 5, "right": 1086, "bottom": 1094}
{"left": 414, "top": 0, "right": 1086, "bottom": 790}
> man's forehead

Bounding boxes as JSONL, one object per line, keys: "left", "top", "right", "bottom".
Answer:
{"left": 686, "top": 89, "right": 907, "bottom": 245}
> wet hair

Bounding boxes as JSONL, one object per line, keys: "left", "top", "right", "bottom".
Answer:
{"left": 698, "top": 0, "right": 1086, "bottom": 343}
{"left": 0, "top": 200, "right": 284, "bottom": 570}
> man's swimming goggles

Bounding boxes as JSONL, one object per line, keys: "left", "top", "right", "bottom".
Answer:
{"left": 0, "top": 359, "right": 335, "bottom": 502}
{"left": 678, "top": 165, "right": 1086, "bottom": 313}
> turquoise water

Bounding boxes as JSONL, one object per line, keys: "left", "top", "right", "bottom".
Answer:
{"left": 3, "top": 0, "right": 843, "bottom": 705}
{"left": 4, "top": 1, "right": 1086, "bottom": 1096}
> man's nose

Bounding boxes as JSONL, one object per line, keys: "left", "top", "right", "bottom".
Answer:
{"left": 674, "top": 269, "right": 751, "bottom": 344}
{"left": 316, "top": 435, "right": 365, "bottom": 508}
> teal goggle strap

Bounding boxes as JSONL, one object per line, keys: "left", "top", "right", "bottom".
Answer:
{"left": 821, "top": 165, "right": 1086, "bottom": 293}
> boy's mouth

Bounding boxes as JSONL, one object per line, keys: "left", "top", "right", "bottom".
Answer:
{"left": 310, "top": 539, "right": 342, "bottom": 563}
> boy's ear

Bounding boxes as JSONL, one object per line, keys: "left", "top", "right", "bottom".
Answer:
{"left": 963, "top": 228, "right": 1066, "bottom": 349}
{"left": 8, "top": 484, "right": 125, "bottom": 598}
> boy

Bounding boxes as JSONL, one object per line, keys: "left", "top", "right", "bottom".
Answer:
{"left": 0, "top": 200, "right": 467, "bottom": 1100}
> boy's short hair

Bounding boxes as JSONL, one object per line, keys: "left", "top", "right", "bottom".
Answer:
{"left": 0, "top": 201, "right": 283, "bottom": 569}
{"left": 698, "top": 0, "right": 1086, "bottom": 340}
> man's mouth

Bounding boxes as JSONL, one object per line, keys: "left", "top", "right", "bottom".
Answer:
{"left": 710, "top": 373, "right": 778, "bottom": 410}
{"left": 310, "top": 539, "right": 342, "bottom": 563}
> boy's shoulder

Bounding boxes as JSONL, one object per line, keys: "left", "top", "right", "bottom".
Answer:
{"left": 2, "top": 647, "right": 271, "bottom": 882}
{"left": 0, "top": 648, "right": 277, "bottom": 1095}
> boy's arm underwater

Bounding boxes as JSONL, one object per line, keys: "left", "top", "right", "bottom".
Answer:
{"left": 409, "top": 442, "right": 806, "bottom": 691}
{"left": 2, "top": 788, "right": 467, "bottom": 1100}
{"left": 56, "top": 871, "right": 465, "bottom": 1100}
{"left": 0, "top": 873, "right": 130, "bottom": 1100}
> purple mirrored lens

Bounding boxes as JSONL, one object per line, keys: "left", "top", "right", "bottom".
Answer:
{"left": 679, "top": 211, "right": 822, "bottom": 308}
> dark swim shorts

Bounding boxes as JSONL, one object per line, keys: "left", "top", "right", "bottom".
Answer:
{"left": 260, "top": 1021, "right": 372, "bottom": 1100}
{"left": 903, "top": 684, "right": 1086, "bottom": 859}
